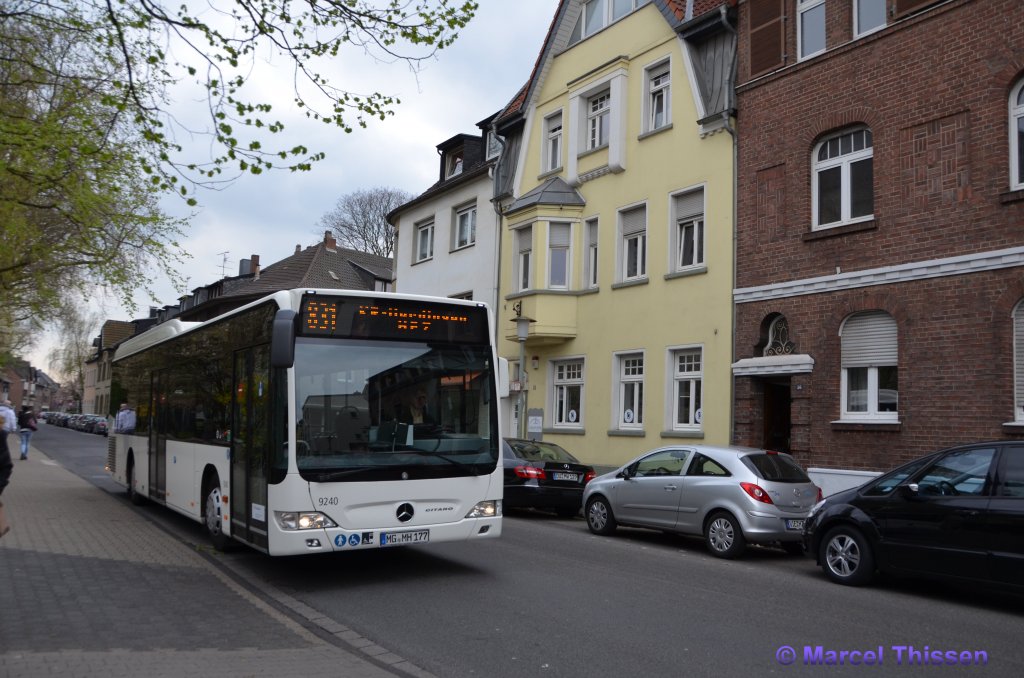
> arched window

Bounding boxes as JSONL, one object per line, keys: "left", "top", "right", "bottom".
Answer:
{"left": 840, "top": 311, "right": 897, "bottom": 420}
{"left": 1010, "top": 79, "right": 1024, "bottom": 190}
{"left": 812, "top": 127, "right": 874, "bottom": 230}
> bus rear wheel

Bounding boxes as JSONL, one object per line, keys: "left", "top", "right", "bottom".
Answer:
{"left": 204, "top": 479, "right": 230, "bottom": 551}
{"left": 127, "top": 462, "right": 145, "bottom": 506}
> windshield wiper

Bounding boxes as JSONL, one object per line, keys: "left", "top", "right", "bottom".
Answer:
{"left": 309, "top": 467, "right": 373, "bottom": 482}
{"left": 406, "top": 449, "right": 484, "bottom": 474}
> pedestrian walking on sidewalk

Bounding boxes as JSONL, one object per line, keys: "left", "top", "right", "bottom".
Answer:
{"left": 18, "top": 405, "right": 37, "bottom": 460}
{"left": 0, "top": 400, "right": 16, "bottom": 535}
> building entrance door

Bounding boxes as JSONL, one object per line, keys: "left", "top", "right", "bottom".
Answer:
{"left": 762, "top": 378, "right": 792, "bottom": 453}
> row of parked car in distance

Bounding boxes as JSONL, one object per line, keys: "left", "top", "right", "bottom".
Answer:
{"left": 41, "top": 411, "right": 108, "bottom": 435}
{"left": 503, "top": 437, "right": 1024, "bottom": 593}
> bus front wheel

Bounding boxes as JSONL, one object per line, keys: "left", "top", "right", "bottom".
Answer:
{"left": 204, "top": 479, "right": 230, "bottom": 551}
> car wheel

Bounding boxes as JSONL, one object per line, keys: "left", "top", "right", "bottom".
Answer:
{"left": 819, "top": 526, "right": 874, "bottom": 586}
{"left": 705, "top": 511, "right": 746, "bottom": 559}
{"left": 204, "top": 478, "right": 231, "bottom": 551}
{"left": 127, "top": 462, "right": 146, "bottom": 506}
{"left": 585, "top": 496, "right": 617, "bottom": 535}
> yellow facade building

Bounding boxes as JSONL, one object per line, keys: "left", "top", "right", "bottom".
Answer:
{"left": 497, "top": 0, "right": 736, "bottom": 468}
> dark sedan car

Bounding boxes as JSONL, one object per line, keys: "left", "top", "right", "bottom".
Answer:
{"left": 503, "top": 438, "right": 595, "bottom": 517}
{"left": 805, "top": 441, "right": 1024, "bottom": 589}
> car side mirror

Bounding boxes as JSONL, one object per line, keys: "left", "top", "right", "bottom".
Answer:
{"left": 898, "top": 483, "right": 920, "bottom": 499}
{"left": 617, "top": 468, "right": 632, "bottom": 480}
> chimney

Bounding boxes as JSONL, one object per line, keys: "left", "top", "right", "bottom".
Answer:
{"left": 324, "top": 230, "right": 337, "bottom": 252}
{"left": 295, "top": 244, "right": 301, "bottom": 254}
{"left": 239, "top": 258, "right": 252, "bottom": 276}
{"left": 251, "top": 254, "right": 260, "bottom": 280}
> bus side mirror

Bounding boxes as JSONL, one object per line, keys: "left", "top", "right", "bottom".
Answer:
{"left": 271, "top": 309, "right": 297, "bottom": 368}
{"left": 497, "top": 357, "right": 510, "bottom": 398}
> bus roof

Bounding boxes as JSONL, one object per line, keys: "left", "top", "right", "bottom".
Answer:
{"left": 112, "top": 288, "right": 491, "bottom": 362}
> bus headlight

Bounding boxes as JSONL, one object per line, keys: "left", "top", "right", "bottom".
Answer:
{"left": 465, "top": 500, "right": 501, "bottom": 519}
{"left": 275, "top": 511, "right": 338, "bottom": 531}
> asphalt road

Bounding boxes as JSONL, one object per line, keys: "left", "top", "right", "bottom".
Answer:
{"left": 31, "top": 423, "right": 1024, "bottom": 677}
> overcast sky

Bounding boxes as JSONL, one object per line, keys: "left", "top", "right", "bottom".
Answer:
{"left": 31, "top": 1, "right": 556, "bottom": 373}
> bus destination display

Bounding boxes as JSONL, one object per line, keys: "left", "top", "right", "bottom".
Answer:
{"left": 301, "top": 296, "right": 488, "bottom": 343}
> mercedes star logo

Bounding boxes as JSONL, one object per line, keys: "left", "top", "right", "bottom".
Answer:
{"left": 396, "top": 503, "right": 415, "bottom": 523}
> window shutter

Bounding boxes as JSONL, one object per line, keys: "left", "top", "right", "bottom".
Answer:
{"left": 621, "top": 206, "right": 646, "bottom": 236}
{"left": 550, "top": 223, "right": 571, "bottom": 247}
{"left": 749, "top": 0, "right": 784, "bottom": 77}
{"left": 1015, "top": 305, "right": 1024, "bottom": 407}
{"left": 517, "top": 226, "right": 532, "bottom": 253}
{"left": 674, "top": 189, "right": 704, "bottom": 221}
{"left": 841, "top": 312, "right": 898, "bottom": 367}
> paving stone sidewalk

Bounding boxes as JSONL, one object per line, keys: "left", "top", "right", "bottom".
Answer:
{"left": 0, "top": 437, "right": 413, "bottom": 678}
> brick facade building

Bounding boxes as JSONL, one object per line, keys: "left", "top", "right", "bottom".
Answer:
{"left": 731, "top": 0, "right": 1024, "bottom": 471}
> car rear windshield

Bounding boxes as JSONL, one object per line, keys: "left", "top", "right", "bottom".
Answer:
{"left": 742, "top": 453, "right": 810, "bottom": 482}
{"left": 509, "top": 441, "right": 577, "bottom": 463}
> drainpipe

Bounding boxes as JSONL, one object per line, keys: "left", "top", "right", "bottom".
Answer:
{"left": 489, "top": 127, "right": 507, "bottom": 346}
{"left": 719, "top": 4, "right": 739, "bottom": 445}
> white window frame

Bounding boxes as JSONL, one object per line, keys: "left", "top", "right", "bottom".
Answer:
{"left": 580, "top": 0, "right": 647, "bottom": 39}
{"left": 415, "top": 221, "right": 434, "bottom": 263}
{"left": 453, "top": 204, "right": 477, "bottom": 250}
{"left": 587, "top": 91, "right": 610, "bottom": 150}
{"left": 1011, "top": 79, "right": 1024, "bottom": 191}
{"left": 839, "top": 312, "right": 899, "bottom": 422}
{"left": 669, "top": 346, "right": 703, "bottom": 431}
{"left": 614, "top": 351, "right": 645, "bottom": 429}
{"left": 485, "top": 130, "right": 500, "bottom": 160}
{"left": 544, "top": 111, "right": 563, "bottom": 172}
{"left": 1014, "top": 301, "right": 1024, "bottom": 422}
{"left": 515, "top": 225, "right": 533, "bottom": 292}
{"left": 552, "top": 358, "right": 585, "bottom": 428}
{"left": 798, "top": 0, "right": 826, "bottom": 61}
{"left": 547, "top": 222, "right": 572, "bottom": 290}
{"left": 618, "top": 204, "right": 647, "bottom": 282}
{"left": 584, "top": 218, "right": 599, "bottom": 288}
{"left": 670, "top": 187, "right": 705, "bottom": 272}
{"left": 644, "top": 60, "right": 671, "bottom": 133}
{"left": 812, "top": 127, "right": 874, "bottom": 230}
{"left": 854, "top": 0, "right": 887, "bottom": 38}
{"left": 446, "top": 150, "right": 464, "bottom": 178}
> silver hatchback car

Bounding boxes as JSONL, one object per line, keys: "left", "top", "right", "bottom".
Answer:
{"left": 583, "top": 445, "right": 821, "bottom": 558}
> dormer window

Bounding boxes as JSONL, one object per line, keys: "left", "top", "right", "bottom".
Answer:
{"left": 485, "top": 131, "right": 501, "bottom": 160}
{"left": 446, "top": 150, "right": 464, "bottom": 178}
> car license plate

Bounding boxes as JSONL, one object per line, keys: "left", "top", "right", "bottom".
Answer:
{"left": 380, "top": 530, "right": 430, "bottom": 546}
{"left": 785, "top": 519, "right": 805, "bottom": 531}
{"left": 552, "top": 472, "right": 578, "bottom": 481}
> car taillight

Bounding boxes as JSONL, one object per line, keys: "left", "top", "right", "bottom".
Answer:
{"left": 816, "top": 486, "right": 823, "bottom": 502}
{"left": 514, "top": 466, "right": 546, "bottom": 480}
{"left": 584, "top": 470, "right": 596, "bottom": 484}
{"left": 740, "top": 482, "right": 774, "bottom": 504}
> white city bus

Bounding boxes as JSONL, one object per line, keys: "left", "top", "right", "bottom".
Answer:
{"left": 109, "top": 289, "right": 503, "bottom": 555}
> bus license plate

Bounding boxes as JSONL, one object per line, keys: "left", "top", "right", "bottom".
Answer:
{"left": 552, "top": 472, "right": 578, "bottom": 481}
{"left": 785, "top": 519, "right": 804, "bottom": 531}
{"left": 381, "top": 530, "right": 430, "bottom": 546}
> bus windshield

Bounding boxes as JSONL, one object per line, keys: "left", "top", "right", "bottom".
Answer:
{"left": 293, "top": 337, "right": 498, "bottom": 481}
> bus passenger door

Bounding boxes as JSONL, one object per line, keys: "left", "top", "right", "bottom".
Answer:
{"left": 149, "top": 370, "right": 168, "bottom": 501}
{"left": 231, "top": 345, "right": 271, "bottom": 550}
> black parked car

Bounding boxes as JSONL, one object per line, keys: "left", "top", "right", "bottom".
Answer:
{"left": 503, "top": 438, "right": 595, "bottom": 517}
{"left": 805, "top": 441, "right": 1024, "bottom": 589}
